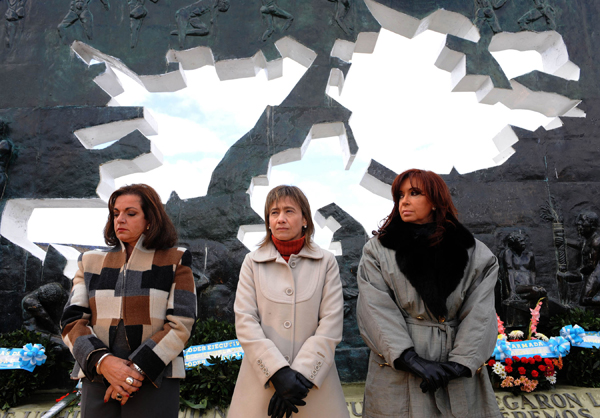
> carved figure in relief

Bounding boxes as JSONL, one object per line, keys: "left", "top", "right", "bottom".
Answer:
{"left": 4, "top": 0, "right": 26, "bottom": 48}
{"left": 22, "top": 282, "right": 69, "bottom": 335}
{"left": 260, "top": 0, "right": 293, "bottom": 41}
{"left": 574, "top": 212, "right": 600, "bottom": 305}
{"left": 171, "top": 0, "right": 230, "bottom": 49}
{"left": 518, "top": 0, "right": 556, "bottom": 31}
{"left": 498, "top": 231, "right": 546, "bottom": 329}
{"left": 0, "top": 139, "right": 11, "bottom": 198}
{"left": 473, "top": 0, "right": 508, "bottom": 33}
{"left": 328, "top": 0, "right": 352, "bottom": 35}
{"left": 129, "top": 0, "right": 159, "bottom": 48}
{"left": 57, "top": 0, "right": 110, "bottom": 43}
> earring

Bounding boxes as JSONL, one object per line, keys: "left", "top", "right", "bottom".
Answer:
{"left": 147, "top": 225, "right": 150, "bottom": 230}
{"left": 302, "top": 225, "right": 307, "bottom": 229}
{"left": 432, "top": 207, "right": 436, "bottom": 211}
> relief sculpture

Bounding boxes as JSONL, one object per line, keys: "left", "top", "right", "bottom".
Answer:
{"left": 171, "top": 0, "right": 230, "bottom": 49}
{"left": 498, "top": 231, "right": 546, "bottom": 330}
{"left": 260, "top": 0, "right": 293, "bottom": 41}
{"left": 129, "top": 0, "right": 158, "bottom": 48}
{"left": 57, "top": 0, "right": 110, "bottom": 44}
{"left": 473, "top": 0, "right": 508, "bottom": 34}
{"left": 0, "top": 121, "right": 12, "bottom": 199}
{"left": 329, "top": 0, "right": 352, "bottom": 35}
{"left": 4, "top": 0, "right": 26, "bottom": 48}
{"left": 518, "top": 0, "right": 556, "bottom": 31}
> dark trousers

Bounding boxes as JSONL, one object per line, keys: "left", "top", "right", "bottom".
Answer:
{"left": 80, "top": 377, "right": 180, "bottom": 418}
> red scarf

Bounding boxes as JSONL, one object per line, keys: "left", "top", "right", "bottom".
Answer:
{"left": 272, "top": 235, "right": 305, "bottom": 262}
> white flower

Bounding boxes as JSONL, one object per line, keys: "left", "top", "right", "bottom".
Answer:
{"left": 534, "top": 333, "right": 549, "bottom": 342}
{"left": 547, "top": 373, "right": 557, "bottom": 384}
{"left": 508, "top": 330, "right": 524, "bottom": 339}
{"left": 492, "top": 363, "right": 507, "bottom": 378}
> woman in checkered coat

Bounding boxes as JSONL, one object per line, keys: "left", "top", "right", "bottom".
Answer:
{"left": 61, "top": 184, "right": 197, "bottom": 418}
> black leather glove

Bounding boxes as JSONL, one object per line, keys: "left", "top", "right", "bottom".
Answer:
{"left": 440, "top": 361, "right": 471, "bottom": 379}
{"left": 393, "top": 348, "right": 450, "bottom": 393}
{"left": 267, "top": 367, "right": 313, "bottom": 418}
{"left": 268, "top": 392, "right": 302, "bottom": 418}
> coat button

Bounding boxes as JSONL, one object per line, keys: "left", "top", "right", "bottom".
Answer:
{"left": 416, "top": 316, "right": 424, "bottom": 320}
{"left": 316, "top": 361, "right": 322, "bottom": 366}
{"left": 283, "top": 321, "right": 292, "bottom": 329}
{"left": 290, "top": 261, "right": 297, "bottom": 268}
{"left": 257, "top": 359, "right": 262, "bottom": 364}
{"left": 285, "top": 288, "right": 294, "bottom": 296}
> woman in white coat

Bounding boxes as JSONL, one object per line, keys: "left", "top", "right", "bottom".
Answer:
{"left": 229, "top": 185, "right": 349, "bottom": 418}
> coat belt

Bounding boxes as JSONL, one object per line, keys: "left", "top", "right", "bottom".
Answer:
{"left": 403, "top": 316, "right": 467, "bottom": 418}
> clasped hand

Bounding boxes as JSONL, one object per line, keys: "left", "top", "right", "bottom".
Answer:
{"left": 98, "top": 356, "right": 144, "bottom": 405}
{"left": 394, "top": 348, "right": 470, "bottom": 393}
{"left": 268, "top": 366, "right": 314, "bottom": 418}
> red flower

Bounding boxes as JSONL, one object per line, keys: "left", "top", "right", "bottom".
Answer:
{"left": 512, "top": 356, "right": 520, "bottom": 362}
{"left": 505, "top": 366, "right": 513, "bottom": 373}
{"left": 531, "top": 370, "right": 539, "bottom": 377}
{"left": 534, "top": 355, "right": 542, "bottom": 362}
{"left": 544, "top": 358, "right": 552, "bottom": 365}
{"left": 488, "top": 359, "right": 496, "bottom": 367}
{"left": 505, "top": 358, "right": 513, "bottom": 366}
{"left": 529, "top": 358, "right": 536, "bottom": 365}
{"left": 518, "top": 367, "right": 526, "bottom": 375}
{"left": 538, "top": 365, "right": 546, "bottom": 372}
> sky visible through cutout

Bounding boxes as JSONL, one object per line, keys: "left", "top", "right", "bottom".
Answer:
{"left": 28, "top": 28, "right": 554, "bottom": 252}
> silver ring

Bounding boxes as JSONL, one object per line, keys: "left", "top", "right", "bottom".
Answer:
{"left": 126, "top": 376, "right": 134, "bottom": 385}
{"left": 115, "top": 393, "right": 123, "bottom": 401}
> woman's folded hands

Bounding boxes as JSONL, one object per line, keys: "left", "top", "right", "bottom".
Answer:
{"left": 268, "top": 366, "right": 314, "bottom": 418}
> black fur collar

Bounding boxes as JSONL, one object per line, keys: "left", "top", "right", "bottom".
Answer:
{"left": 379, "top": 217, "right": 475, "bottom": 319}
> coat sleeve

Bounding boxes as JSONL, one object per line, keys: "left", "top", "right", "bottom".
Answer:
{"left": 357, "top": 239, "right": 413, "bottom": 369}
{"left": 448, "top": 242, "right": 499, "bottom": 375}
{"left": 234, "top": 254, "right": 290, "bottom": 386}
{"left": 290, "top": 253, "right": 344, "bottom": 389}
{"left": 60, "top": 253, "right": 109, "bottom": 380}
{"left": 129, "top": 249, "right": 197, "bottom": 387}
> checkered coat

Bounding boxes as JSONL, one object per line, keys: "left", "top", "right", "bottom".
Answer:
{"left": 61, "top": 235, "right": 196, "bottom": 387}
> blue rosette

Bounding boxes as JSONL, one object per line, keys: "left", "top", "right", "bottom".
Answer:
{"left": 493, "top": 338, "right": 512, "bottom": 361}
{"left": 548, "top": 336, "right": 570, "bottom": 357}
{"left": 19, "top": 343, "right": 47, "bottom": 372}
{"left": 560, "top": 324, "right": 586, "bottom": 346}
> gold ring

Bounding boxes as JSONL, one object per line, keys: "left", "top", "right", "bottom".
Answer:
{"left": 115, "top": 393, "right": 123, "bottom": 401}
{"left": 126, "top": 376, "right": 134, "bottom": 385}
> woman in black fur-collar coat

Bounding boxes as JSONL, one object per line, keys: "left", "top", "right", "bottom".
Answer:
{"left": 357, "top": 169, "right": 501, "bottom": 418}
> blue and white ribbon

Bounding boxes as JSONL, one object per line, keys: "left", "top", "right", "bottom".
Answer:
{"left": 493, "top": 339, "right": 512, "bottom": 361}
{"left": 548, "top": 336, "right": 570, "bottom": 357}
{"left": 560, "top": 324, "right": 586, "bottom": 345}
{"left": 19, "top": 343, "right": 47, "bottom": 372}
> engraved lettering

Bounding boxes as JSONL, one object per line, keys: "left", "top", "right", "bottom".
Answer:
{"left": 535, "top": 394, "right": 554, "bottom": 409}
{"left": 578, "top": 408, "right": 594, "bottom": 418}
{"left": 586, "top": 393, "right": 600, "bottom": 407}
{"left": 504, "top": 395, "right": 520, "bottom": 410}
{"left": 564, "top": 393, "right": 582, "bottom": 408}
{"left": 527, "top": 412, "right": 541, "bottom": 418}
{"left": 351, "top": 401, "right": 363, "bottom": 417}
{"left": 522, "top": 395, "right": 538, "bottom": 409}
{"left": 561, "top": 411, "right": 577, "bottom": 418}
{"left": 511, "top": 412, "right": 527, "bottom": 418}
{"left": 542, "top": 411, "right": 560, "bottom": 418}
{"left": 551, "top": 394, "right": 567, "bottom": 408}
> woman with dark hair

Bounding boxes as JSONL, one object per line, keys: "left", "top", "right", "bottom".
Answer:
{"left": 61, "top": 184, "right": 196, "bottom": 418}
{"left": 229, "top": 185, "right": 348, "bottom": 418}
{"left": 357, "top": 169, "right": 501, "bottom": 418}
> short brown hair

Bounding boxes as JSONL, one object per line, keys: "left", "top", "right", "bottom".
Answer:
{"left": 104, "top": 184, "right": 178, "bottom": 250}
{"left": 378, "top": 169, "right": 458, "bottom": 246}
{"left": 259, "top": 185, "right": 314, "bottom": 249}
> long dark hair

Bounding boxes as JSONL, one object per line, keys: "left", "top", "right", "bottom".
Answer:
{"left": 378, "top": 169, "right": 458, "bottom": 246}
{"left": 259, "top": 185, "right": 315, "bottom": 249}
{"left": 104, "top": 184, "right": 178, "bottom": 250}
